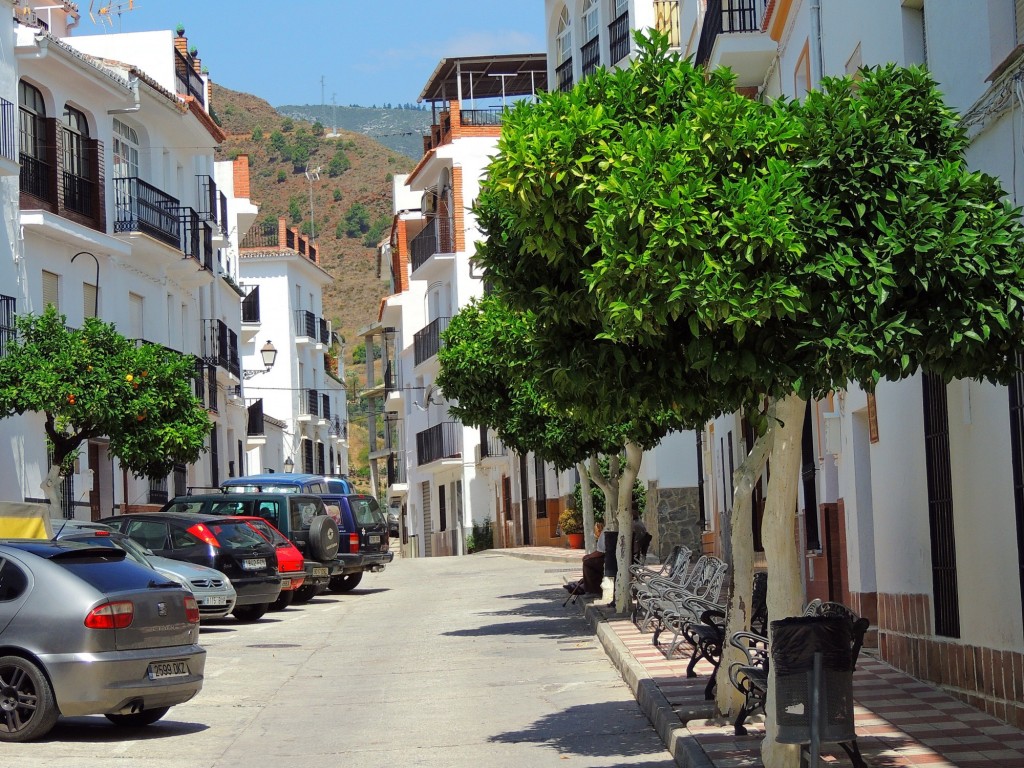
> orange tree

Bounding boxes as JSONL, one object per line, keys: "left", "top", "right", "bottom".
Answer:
{"left": 0, "top": 306, "right": 211, "bottom": 509}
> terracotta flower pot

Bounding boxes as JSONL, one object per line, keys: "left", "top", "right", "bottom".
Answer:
{"left": 566, "top": 533, "right": 584, "bottom": 549}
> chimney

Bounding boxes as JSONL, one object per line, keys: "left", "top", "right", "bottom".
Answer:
{"left": 232, "top": 154, "right": 250, "bottom": 199}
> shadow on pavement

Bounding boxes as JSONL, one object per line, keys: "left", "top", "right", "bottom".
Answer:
{"left": 489, "top": 700, "right": 676, "bottom": 765}
{"left": 443, "top": 616, "right": 592, "bottom": 640}
{"left": 46, "top": 717, "right": 208, "bottom": 742}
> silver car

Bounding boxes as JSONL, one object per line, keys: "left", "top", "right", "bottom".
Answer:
{"left": 0, "top": 540, "right": 205, "bottom": 741}
{"left": 53, "top": 522, "right": 237, "bottom": 620}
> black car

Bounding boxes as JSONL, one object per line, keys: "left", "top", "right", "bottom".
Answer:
{"left": 160, "top": 493, "right": 341, "bottom": 604}
{"left": 99, "top": 511, "right": 281, "bottom": 622}
{"left": 321, "top": 494, "right": 394, "bottom": 592}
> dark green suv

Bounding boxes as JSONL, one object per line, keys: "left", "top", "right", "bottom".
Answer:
{"left": 161, "top": 493, "right": 341, "bottom": 603}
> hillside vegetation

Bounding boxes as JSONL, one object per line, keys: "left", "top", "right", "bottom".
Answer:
{"left": 213, "top": 84, "right": 416, "bottom": 487}
{"left": 277, "top": 104, "right": 433, "bottom": 160}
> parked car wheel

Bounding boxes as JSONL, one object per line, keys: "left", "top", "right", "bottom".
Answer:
{"left": 270, "top": 589, "right": 294, "bottom": 611}
{"left": 328, "top": 572, "right": 363, "bottom": 593}
{"left": 105, "top": 706, "right": 170, "bottom": 727}
{"left": 0, "top": 655, "right": 59, "bottom": 742}
{"left": 232, "top": 603, "right": 268, "bottom": 623}
{"left": 292, "top": 585, "right": 317, "bottom": 604}
{"left": 307, "top": 516, "right": 340, "bottom": 561}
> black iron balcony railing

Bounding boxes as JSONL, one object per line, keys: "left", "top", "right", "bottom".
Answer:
{"left": 411, "top": 217, "right": 455, "bottom": 272}
{"left": 555, "top": 57, "right": 574, "bottom": 93}
{"left": 113, "top": 177, "right": 180, "bottom": 247}
{"left": 480, "top": 426, "right": 508, "bottom": 459}
{"left": 241, "top": 285, "right": 260, "bottom": 323}
{"left": 295, "top": 309, "right": 317, "bottom": 339}
{"left": 413, "top": 316, "right": 451, "bottom": 366}
{"left": 201, "top": 319, "right": 240, "bottom": 378}
{"left": 175, "top": 48, "right": 205, "bottom": 104}
{"left": 193, "top": 357, "right": 219, "bottom": 412}
{"left": 247, "top": 399, "right": 265, "bottom": 437}
{"left": 300, "top": 388, "right": 320, "bottom": 418}
{"left": 179, "top": 207, "right": 213, "bottom": 270}
{"left": 61, "top": 169, "right": 95, "bottom": 218}
{"left": 697, "top": 0, "right": 766, "bottom": 65}
{"left": 318, "top": 317, "right": 330, "bottom": 345}
{"left": 329, "top": 416, "right": 347, "bottom": 439}
{"left": 581, "top": 36, "right": 601, "bottom": 77}
{"left": 201, "top": 220, "right": 214, "bottom": 270}
{"left": 0, "top": 294, "right": 15, "bottom": 359}
{"left": 387, "top": 452, "right": 407, "bottom": 485}
{"left": 0, "top": 99, "right": 15, "bottom": 163}
{"left": 19, "top": 152, "right": 52, "bottom": 202}
{"left": 460, "top": 108, "right": 504, "bottom": 127}
{"left": 609, "top": 10, "right": 631, "bottom": 64}
{"left": 321, "top": 393, "right": 331, "bottom": 421}
{"left": 197, "top": 174, "right": 220, "bottom": 226}
{"left": 654, "top": 0, "right": 682, "bottom": 48}
{"left": 218, "top": 190, "right": 228, "bottom": 236}
{"left": 384, "top": 361, "right": 397, "bottom": 392}
{"left": 416, "top": 422, "right": 462, "bottom": 466}
{"left": 241, "top": 222, "right": 278, "bottom": 249}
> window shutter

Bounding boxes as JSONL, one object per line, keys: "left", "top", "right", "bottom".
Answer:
{"left": 82, "top": 282, "right": 97, "bottom": 319}
{"left": 42, "top": 270, "right": 59, "bottom": 310}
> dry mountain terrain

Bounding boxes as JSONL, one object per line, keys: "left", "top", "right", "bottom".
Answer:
{"left": 213, "top": 84, "right": 415, "bottom": 484}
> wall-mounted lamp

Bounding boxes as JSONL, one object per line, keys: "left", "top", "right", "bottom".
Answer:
{"left": 243, "top": 340, "right": 278, "bottom": 379}
{"left": 284, "top": 456, "right": 294, "bottom": 473}
{"left": 71, "top": 251, "right": 100, "bottom": 317}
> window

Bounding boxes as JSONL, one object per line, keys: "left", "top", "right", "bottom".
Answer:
{"left": 438, "top": 483, "right": 447, "bottom": 531}
{"left": 0, "top": 559, "right": 28, "bottom": 602}
{"left": 83, "top": 282, "right": 96, "bottom": 319}
{"left": 112, "top": 118, "right": 139, "bottom": 178}
{"left": 557, "top": 6, "right": 572, "bottom": 64}
{"left": 42, "top": 270, "right": 59, "bottom": 310}
{"left": 1008, "top": 352, "right": 1024, "bottom": 633}
{"left": 614, "top": 0, "right": 628, "bottom": 16}
{"left": 170, "top": 527, "right": 203, "bottom": 549}
{"left": 62, "top": 106, "right": 89, "bottom": 178}
{"left": 125, "top": 519, "right": 169, "bottom": 551}
{"left": 210, "top": 423, "right": 220, "bottom": 487}
{"left": 583, "top": 0, "right": 599, "bottom": 41}
{"left": 535, "top": 455, "right": 548, "bottom": 518}
{"left": 18, "top": 80, "right": 46, "bottom": 163}
{"left": 129, "top": 292, "right": 143, "bottom": 338}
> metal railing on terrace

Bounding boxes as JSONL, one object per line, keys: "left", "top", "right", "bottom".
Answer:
{"left": 460, "top": 108, "right": 504, "bottom": 127}
{"left": 61, "top": 169, "right": 95, "bottom": 218}
{"left": 19, "top": 152, "right": 52, "bottom": 203}
{"left": 300, "top": 388, "right": 320, "bottom": 418}
{"left": 197, "top": 174, "right": 222, "bottom": 229}
{"left": 247, "top": 399, "right": 265, "bottom": 437}
{"left": 480, "top": 427, "right": 508, "bottom": 459}
{"left": 113, "top": 177, "right": 181, "bottom": 248}
{"left": 201, "top": 319, "right": 240, "bottom": 378}
{"left": 241, "top": 222, "right": 278, "bottom": 249}
{"left": 0, "top": 98, "right": 15, "bottom": 163}
{"left": 416, "top": 422, "right": 462, "bottom": 466}
{"left": 179, "top": 208, "right": 214, "bottom": 270}
{"left": 175, "top": 49, "right": 205, "bottom": 104}
{"left": 411, "top": 217, "right": 454, "bottom": 272}
{"left": 696, "top": 0, "right": 767, "bottom": 65}
{"left": 609, "top": 10, "right": 631, "bottom": 64}
{"left": 413, "top": 316, "right": 450, "bottom": 366}
{"left": 295, "top": 309, "right": 318, "bottom": 339}
{"left": 241, "top": 285, "right": 260, "bottom": 323}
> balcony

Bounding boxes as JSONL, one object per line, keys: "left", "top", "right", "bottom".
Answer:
{"left": 194, "top": 357, "right": 218, "bottom": 413}
{"left": 411, "top": 217, "right": 455, "bottom": 273}
{"left": 416, "top": 422, "right": 462, "bottom": 466}
{"left": 581, "top": 36, "right": 601, "bottom": 78}
{"left": 241, "top": 221, "right": 277, "bottom": 249}
{"left": 197, "top": 175, "right": 228, "bottom": 236}
{"left": 179, "top": 207, "right": 214, "bottom": 271}
{"left": 239, "top": 216, "right": 319, "bottom": 263}
{"left": 460, "top": 108, "right": 504, "bottom": 127}
{"left": 246, "top": 399, "right": 266, "bottom": 447}
{"left": 480, "top": 426, "right": 508, "bottom": 461}
{"left": 609, "top": 10, "right": 630, "bottom": 65}
{"left": 0, "top": 98, "right": 16, "bottom": 173}
{"left": 201, "top": 319, "right": 240, "bottom": 379}
{"left": 19, "top": 152, "right": 52, "bottom": 203}
{"left": 241, "top": 284, "right": 260, "bottom": 323}
{"left": 318, "top": 317, "right": 330, "bottom": 346}
{"left": 413, "top": 316, "right": 450, "bottom": 367}
{"left": 0, "top": 295, "right": 15, "bottom": 359}
{"left": 696, "top": 0, "right": 775, "bottom": 88}
{"left": 113, "top": 177, "right": 181, "bottom": 248}
{"left": 299, "top": 388, "right": 320, "bottom": 421}
{"left": 175, "top": 48, "right": 205, "bottom": 105}
{"left": 387, "top": 452, "right": 407, "bottom": 487}
{"left": 556, "top": 57, "right": 574, "bottom": 93}
{"left": 321, "top": 393, "right": 331, "bottom": 421}
{"left": 295, "top": 309, "right": 327, "bottom": 345}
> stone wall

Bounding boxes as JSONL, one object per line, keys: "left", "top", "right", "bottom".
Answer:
{"left": 647, "top": 482, "right": 703, "bottom": 562}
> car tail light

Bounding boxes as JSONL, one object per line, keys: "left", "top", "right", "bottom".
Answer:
{"left": 347, "top": 532, "right": 359, "bottom": 554}
{"left": 188, "top": 523, "right": 221, "bottom": 547}
{"left": 184, "top": 595, "right": 200, "bottom": 624}
{"left": 85, "top": 600, "right": 134, "bottom": 629}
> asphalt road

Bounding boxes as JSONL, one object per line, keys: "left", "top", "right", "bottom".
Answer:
{"left": 16, "top": 551, "right": 676, "bottom": 767}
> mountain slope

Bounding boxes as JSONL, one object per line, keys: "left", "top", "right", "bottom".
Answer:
{"left": 276, "top": 104, "right": 432, "bottom": 160}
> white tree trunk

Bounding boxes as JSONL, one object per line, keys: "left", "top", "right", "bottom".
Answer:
{"left": 577, "top": 460, "right": 597, "bottom": 552}
{"left": 613, "top": 441, "right": 643, "bottom": 614}
{"left": 41, "top": 463, "right": 62, "bottom": 514}
{"left": 760, "top": 393, "right": 807, "bottom": 768}
{"left": 716, "top": 407, "right": 776, "bottom": 716}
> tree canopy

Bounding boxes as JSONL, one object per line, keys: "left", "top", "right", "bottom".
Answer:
{"left": 0, "top": 307, "right": 211, "bottom": 483}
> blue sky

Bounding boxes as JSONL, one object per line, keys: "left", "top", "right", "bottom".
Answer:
{"left": 83, "top": 1, "right": 546, "bottom": 108}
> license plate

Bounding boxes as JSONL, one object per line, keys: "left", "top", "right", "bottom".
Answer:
{"left": 369, "top": 535, "right": 380, "bottom": 544}
{"left": 243, "top": 558, "right": 267, "bottom": 571}
{"left": 312, "top": 566, "right": 328, "bottom": 577}
{"left": 204, "top": 596, "right": 227, "bottom": 606}
{"left": 279, "top": 578, "right": 291, "bottom": 589}
{"left": 147, "top": 660, "right": 189, "bottom": 680}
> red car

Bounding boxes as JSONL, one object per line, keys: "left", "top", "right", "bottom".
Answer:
{"left": 232, "top": 516, "right": 306, "bottom": 610}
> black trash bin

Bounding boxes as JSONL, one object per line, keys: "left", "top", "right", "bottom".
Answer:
{"left": 770, "top": 615, "right": 856, "bottom": 745}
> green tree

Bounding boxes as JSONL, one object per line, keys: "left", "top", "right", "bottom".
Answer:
{"left": 328, "top": 150, "right": 351, "bottom": 177}
{"left": 0, "top": 307, "right": 210, "bottom": 509}
{"left": 288, "top": 196, "right": 303, "bottom": 224}
{"left": 281, "top": 117, "right": 294, "bottom": 132}
{"left": 290, "top": 143, "right": 310, "bottom": 172}
{"left": 362, "top": 215, "right": 391, "bottom": 247}
{"left": 474, "top": 33, "right": 1024, "bottom": 765}
{"left": 277, "top": 169, "right": 286, "bottom": 183}
{"left": 269, "top": 130, "right": 286, "bottom": 156}
{"left": 343, "top": 202, "right": 370, "bottom": 237}
{"left": 332, "top": 189, "right": 342, "bottom": 202}
{"left": 312, "top": 120, "right": 325, "bottom": 137}
{"left": 251, "top": 126, "right": 263, "bottom": 142}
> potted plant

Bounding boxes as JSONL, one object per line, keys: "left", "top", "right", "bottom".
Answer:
{"left": 558, "top": 506, "right": 584, "bottom": 549}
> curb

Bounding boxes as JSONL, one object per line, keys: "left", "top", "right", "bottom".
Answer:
{"left": 490, "top": 549, "right": 584, "bottom": 565}
{"left": 580, "top": 601, "right": 715, "bottom": 768}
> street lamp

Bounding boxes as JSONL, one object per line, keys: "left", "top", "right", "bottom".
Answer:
{"left": 284, "top": 456, "right": 294, "bottom": 473}
{"left": 243, "top": 340, "right": 278, "bottom": 380}
{"left": 71, "top": 251, "right": 99, "bottom": 317}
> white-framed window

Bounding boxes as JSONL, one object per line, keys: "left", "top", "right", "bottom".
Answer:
{"left": 557, "top": 5, "right": 572, "bottom": 64}
{"left": 613, "top": 0, "right": 628, "bottom": 18}
{"left": 112, "top": 118, "right": 139, "bottom": 178}
{"left": 583, "top": 0, "right": 600, "bottom": 41}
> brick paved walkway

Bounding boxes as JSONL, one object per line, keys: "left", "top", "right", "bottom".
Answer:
{"left": 498, "top": 546, "right": 1024, "bottom": 767}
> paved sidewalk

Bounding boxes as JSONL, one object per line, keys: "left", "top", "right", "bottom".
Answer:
{"left": 499, "top": 545, "right": 1024, "bottom": 768}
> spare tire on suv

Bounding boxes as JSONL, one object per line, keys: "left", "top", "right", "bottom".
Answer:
{"left": 307, "top": 515, "right": 340, "bottom": 561}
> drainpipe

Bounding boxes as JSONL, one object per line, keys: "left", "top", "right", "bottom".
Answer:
{"left": 108, "top": 76, "right": 141, "bottom": 115}
{"left": 809, "top": 0, "right": 824, "bottom": 88}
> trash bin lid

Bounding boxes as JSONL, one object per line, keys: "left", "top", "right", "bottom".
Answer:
{"left": 770, "top": 615, "right": 854, "bottom": 675}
